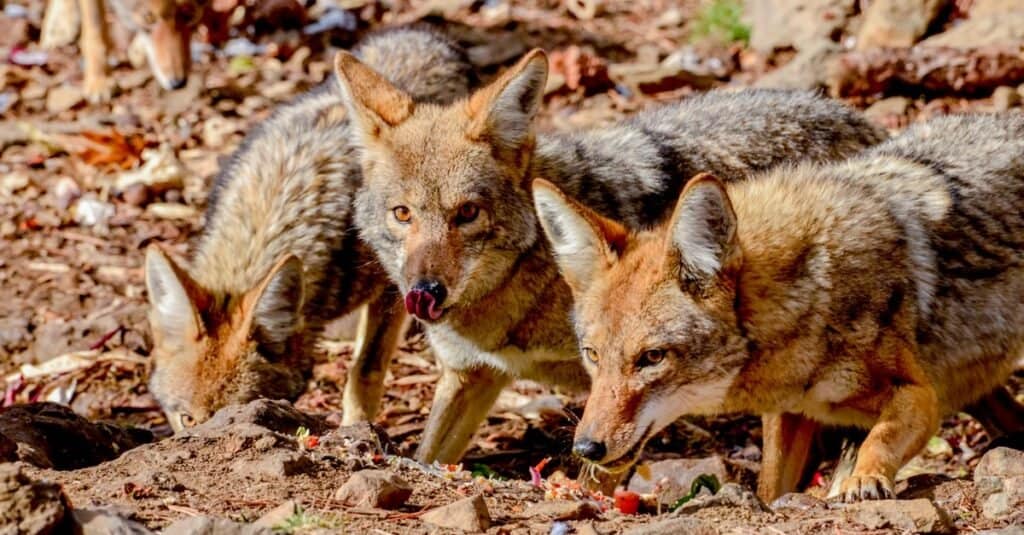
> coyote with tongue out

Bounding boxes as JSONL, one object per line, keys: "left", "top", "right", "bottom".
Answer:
{"left": 334, "top": 47, "right": 886, "bottom": 465}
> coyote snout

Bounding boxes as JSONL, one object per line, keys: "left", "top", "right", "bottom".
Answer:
{"left": 405, "top": 280, "right": 447, "bottom": 321}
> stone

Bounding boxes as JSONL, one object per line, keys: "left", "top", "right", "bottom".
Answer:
{"left": 318, "top": 422, "right": 393, "bottom": 458}
{"left": 993, "top": 86, "right": 1021, "bottom": 111}
{"left": 0, "top": 463, "right": 70, "bottom": 535}
{"left": 844, "top": 498, "right": 951, "bottom": 533}
{"left": 628, "top": 456, "right": 731, "bottom": 506}
{"left": 420, "top": 494, "right": 491, "bottom": 532}
{"left": 161, "top": 516, "right": 272, "bottom": 535}
{"left": 46, "top": 86, "right": 84, "bottom": 113}
{"left": 72, "top": 508, "right": 154, "bottom": 534}
{"left": 623, "top": 517, "right": 718, "bottom": 535}
{"left": 856, "top": 0, "right": 945, "bottom": 49}
{"left": 334, "top": 470, "right": 412, "bottom": 510}
{"left": 756, "top": 40, "right": 841, "bottom": 90}
{"left": 976, "top": 476, "right": 1024, "bottom": 520}
{"left": 978, "top": 527, "right": 1024, "bottom": 535}
{"left": 190, "top": 399, "right": 329, "bottom": 437}
{"left": 252, "top": 500, "right": 299, "bottom": 529}
{"left": 975, "top": 447, "right": 1024, "bottom": 479}
{"left": 745, "top": 0, "right": 856, "bottom": 53}
{"left": 864, "top": 96, "right": 912, "bottom": 125}
{"left": 233, "top": 450, "right": 314, "bottom": 479}
{"left": 0, "top": 402, "right": 153, "bottom": 469}
{"left": 770, "top": 492, "right": 828, "bottom": 511}
{"left": 673, "top": 483, "right": 769, "bottom": 514}
{"left": 921, "top": 12, "right": 1024, "bottom": 48}
{"left": 522, "top": 500, "right": 600, "bottom": 521}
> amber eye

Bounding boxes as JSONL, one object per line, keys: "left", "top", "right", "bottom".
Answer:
{"left": 393, "top": 206, "right": 412, "bottom": 223}
{"left": 638, "top": 349, "right": 665, "bottom": 368}
{"left": 455, "top": 202, "right": 480, "bottom": 224}
{"left": 582, "top": 347, "right": 598, "bottom": 364}
{"left": 179, "top": 413, "right": 196, "bottom": 428}
{"left": 142, "top": 11, "right": 158, "bottom": 25}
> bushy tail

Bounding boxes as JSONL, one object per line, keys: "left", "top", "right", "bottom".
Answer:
{"left": 353, "top": 27, "right": 473, "bottom": 104}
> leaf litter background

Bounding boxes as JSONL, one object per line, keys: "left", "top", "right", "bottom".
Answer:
{"left": 1, "top": 0, "right": 1023, "bottom": 532}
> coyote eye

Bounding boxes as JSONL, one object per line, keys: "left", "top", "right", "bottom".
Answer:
{"left": 582, "top": 347, "right": 598, "bottom": 364}
{"left": 455, "top": 202, "right": 480, "bottom": 225}
{"left": 179, "top": 413, "right": 196, "bottom": 428}
{"left": 142, "top": 10, "right": 158, "bottom": 24}
{"left": 393, "top": 206, "right": 412, "bottom": 223}
{"left": 637, "top": 349, "right": 665, "bottom": 368}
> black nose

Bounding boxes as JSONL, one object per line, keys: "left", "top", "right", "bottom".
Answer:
{"left": 166, "top": 77, "right": 188, "bottom": 90}
{"left": 573, "top": 438, "right": 607, "bottom": 461}
{"left": 413, "top": 279, "right": 447, "bottom": 306}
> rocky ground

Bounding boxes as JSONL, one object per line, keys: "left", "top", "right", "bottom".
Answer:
{"left": 2, "top": 0, "right": 1024, "bottom": 533}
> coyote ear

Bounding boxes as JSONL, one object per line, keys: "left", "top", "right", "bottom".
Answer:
{"left": 467, "top": 49, "right": 548, "bottom": 153}
{"left": 532, "top": 179, "right": 627, "bottom": 294}
{"left": 145, "top": 245, "right": 206, "bottom": 342}
{"left": 246, "top": 255, "right": 304, "bottom": 357}
{"left": 666, "top": 173, "right": 740, "bottom": 291}
{"left": 334, "top": 51, "right": 414, "bottom": 143}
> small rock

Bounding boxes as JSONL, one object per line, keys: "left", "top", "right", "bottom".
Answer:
{"left": 975, "top": 475, "right": 1024, "bottom": 520}
{"left": 623, "top": 517, "right": 718, "bottom": 535}
{"left": 421, "top": 494, "right": 491, "bottom": 533}
{"left": 318, "top": 422, "right": 393, "bottom": 458}
{"left": 845, "top": 498, "right": 950, "bottom": 533}
{"left": 334, "top": 470, "right": 412, "bottom": 510}
{"left": 233, "top": 450, "right": 313, "bottom": 479}
{"left": 523, "top": 500, "right": 600, "bottom": 521}
{"left": 190, "top": 400, "right": 329, "bottom": 437}
{"left": 161, "top": 516, "right": 272, "bottom": 535}
{"left": 746, "top": 0, "right": 856, "bottom": 53}
{"left": 979, "top": 527, "right": 1024, "bottom": 535}
{"left": 576, "top": 523, "right": 603, "bottom": 535}
{"left": 0, "top": 463, "right": 70, "bottom": 535}
{"left": 864, "top": 96, "right": 912, "bottom": 124}
{"left": 993, "top": 86, "right": 1021, "bottom": 111}
{"left": 201, "top": 117, "right": 239, "bottom": 149}
{"left": 1, "top": 172, "right": 29, "bottom": 194}
{"left": 121, "top": 183, "right": 151, "bottom": 207}
{"left": 46, "top": 86, "right": 84, "bottom": 113}
{"left": 673, "top": 483, "right": 768, "bottom": 514}
{"left": 53, "top": 176, "right": 82, "bottom": 209}
{"left": 756, "top": 40, "right": 841, "bottom": 90}
{"left": 72, "top": 508, "right": 154, "bottom": 535}
{"left": 975, "top": 447, "right": 1024, "bottom": 479}
{"left": 73, "top": 197, "right": 116, "bottom": 227}
{"left": 921, "top": 12, "right": 1024, "bottom": 48}
{"left": 253, "top": 500, "right": 299, "bottom": 529}
{"left": 856, "top": 0, "right": 945, "bottom": 49}
{"left": 628, "top": 456, "right": 731, "bottom": 506}
{"left": 770, "top": 492, "right": 828, "bottom": 511}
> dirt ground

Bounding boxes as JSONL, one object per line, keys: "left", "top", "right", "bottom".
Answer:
{"left": 2, "top": 0, "right": 1024, "bottom": 533}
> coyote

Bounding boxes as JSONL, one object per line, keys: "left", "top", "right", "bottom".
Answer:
{"left": 534, "top": 113, "right": 1024, "bottom": 502}
{"left": 145, "top": 28, "right": 472, "bottom": 432}
{"left": 333, "top": 48, "right": 886, "bottom": 465}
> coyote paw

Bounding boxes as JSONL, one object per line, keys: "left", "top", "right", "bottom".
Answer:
{"left": 839, "top": 474, "right": 894, "bottom": 502}
{"left": 83, "top": 75, "right": 116, "bottom": 104}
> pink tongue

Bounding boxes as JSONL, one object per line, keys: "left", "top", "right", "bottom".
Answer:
{"left": 428, "top": 298, "right": 443, "bottom": 320}
{"left": 404, "top": 290, "right": 442, "bottom": 320}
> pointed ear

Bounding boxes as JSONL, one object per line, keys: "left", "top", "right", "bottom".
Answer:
{"left": 246, "top": 255, "right": 304, "bottom": 357}
{"left": 466, "top": 49, "right": 548, "bottom": 153}
{"left": 334, "top": 51, "right": 414, "bottom": 143}
{"left": 145, "top": 245, "right": 206, "bottom": 342}
{"left": 532, "top": 178, "right": 627, "bottom": 294}
{"left": 666, "top": 173, "right": 740, "bottom": 292}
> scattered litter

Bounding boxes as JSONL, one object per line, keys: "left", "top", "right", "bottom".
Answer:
{"left": 72, "top": 197, "right": 116, "bottom": 227}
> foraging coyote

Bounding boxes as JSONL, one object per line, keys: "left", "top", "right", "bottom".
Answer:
{"left": 333, "top": 47, "right": 886, "bottom": 465}
{"left": 145, "top": 28, "right": 472, "bottom": 431}
{"left": 534, "top": 113, "right": 1024, "bottom": 502}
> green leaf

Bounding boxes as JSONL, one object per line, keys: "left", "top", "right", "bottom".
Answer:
{"left": 670, "top": 473, "right": 722, "bottom": 511}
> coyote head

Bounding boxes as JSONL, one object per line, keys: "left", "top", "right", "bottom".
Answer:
{"left": 533, "top": 175, "right": 749, "bottom": 472}
{"left": 127, "top": 0, "right": 207, "bottom": 90}
{"left": 144, "top": 245, "right": 308, "bottom": 431}
{"left": 335, "top": 49, "right": 549, "bottom": 323}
